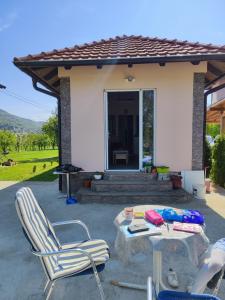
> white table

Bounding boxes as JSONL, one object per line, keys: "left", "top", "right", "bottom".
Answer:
{"left": 114, "top": 205, "right": 209, "bottom": 293}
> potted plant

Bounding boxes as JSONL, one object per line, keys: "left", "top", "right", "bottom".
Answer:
{"left": 170, "top": 174, "right": 182, "bottom": 189}
{"left": 156, "top": 166, "right": 170, "bottom": 174}
{"left": 143, "top": 162, "right": 152, "bottom": 173}
{"left": 151, "top": 166, "right": 158, "bottom": 179}
{"left": 93, "top": 171, "right": 103, "bottom": 180}
{"left": 156, "top": 166, "right": 170, "bottom": 180}
{"left": 83, "top": 178, "right": 92, "bottom": 188}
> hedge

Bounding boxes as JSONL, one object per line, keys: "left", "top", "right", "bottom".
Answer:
{"left": 211, "top": 135, "right": 225, "bottom": 187}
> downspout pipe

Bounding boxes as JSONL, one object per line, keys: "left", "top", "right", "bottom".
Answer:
{"left": 203, "top": 82, "right": 225, "bottom": 168}
{"left": 32, "top": 79, "right": 62, "bottom": 190}
{"left": 32, "top": 79, "right": 59, "bottom": 98}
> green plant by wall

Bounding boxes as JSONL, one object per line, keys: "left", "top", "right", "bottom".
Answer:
{"left": 206, "top": 123, "right": 220, "bottom": 138}
{"left": 204, "top": 138, "right": 211, "bottom": 177}
{"left": 211, "top": 135, "right": 225, "bottom": 187}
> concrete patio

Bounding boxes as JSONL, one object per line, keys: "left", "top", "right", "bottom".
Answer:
{"left": 0, "top": 180, "right": 224, "bottom": 300}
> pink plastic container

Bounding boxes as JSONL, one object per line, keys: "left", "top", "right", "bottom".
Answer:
{"left": 145, "top": 209, "right": 164, "bottom": 225}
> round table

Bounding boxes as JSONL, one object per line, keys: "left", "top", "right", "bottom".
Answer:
{"left": 114, "top": 205, "right": 210, "bottom": 293}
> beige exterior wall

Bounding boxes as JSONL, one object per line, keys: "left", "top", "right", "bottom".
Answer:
{"left": 59, "top": 62, "right": 207, "bottom": 172}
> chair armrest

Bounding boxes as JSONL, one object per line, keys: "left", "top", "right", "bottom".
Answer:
{"left": 31, "top": 247, "right": 90, "bottom": 258}
{"left": 31, "top": 247, "right": 99, "bottom": 273}
{"left": 52, "top": 220, "right": 91, "bottom": 240}
{"left": 147, "top": 277, "right": 153, "bottom": 300}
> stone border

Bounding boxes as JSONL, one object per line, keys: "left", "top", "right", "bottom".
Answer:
{"left": 192, "top": 73, "right": 205, "bottom": 170}
{"left": 60, "top": 77, "right": 71, "bottom": 164}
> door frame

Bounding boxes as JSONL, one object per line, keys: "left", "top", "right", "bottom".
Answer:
{"left": 104, "top": 89, "right": 156, "bottom": 171}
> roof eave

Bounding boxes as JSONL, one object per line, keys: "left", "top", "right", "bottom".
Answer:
{"left": 14, "top": 53, "right": 225, "bottom": 68}
{"left": 14, "top": 64, "right": 59, "bottom": 95}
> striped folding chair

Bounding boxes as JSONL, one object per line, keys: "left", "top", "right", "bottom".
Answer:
{"left": 147, "top": 277, "right": 221, "bottom": 300}
{"left": 15, "top": 187, "right": 109, "bottom": 300}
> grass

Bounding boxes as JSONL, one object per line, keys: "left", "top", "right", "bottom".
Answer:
{"left": 0, "top": 150, "right": 59, "bottom": 181}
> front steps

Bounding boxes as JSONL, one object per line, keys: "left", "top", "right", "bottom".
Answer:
{"left": 77, "top": 188, "right": 191, "bottom": 204}
{"left": 104, "top": 172, "right": 156, "bottom": 181}
{"left": 91, "top": 179, "right": 172, "bottom": 192}
{"left": 77, "top": 172, "right": 191, "bottom": 204}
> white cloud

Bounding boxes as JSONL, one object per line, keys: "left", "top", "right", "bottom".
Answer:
{"left": 0, "top": 12, "right": 18, "bottom": 32}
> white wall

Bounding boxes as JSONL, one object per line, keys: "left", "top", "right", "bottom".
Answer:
{"left": 59, "top": 62, "right": 207, "bottom": 172}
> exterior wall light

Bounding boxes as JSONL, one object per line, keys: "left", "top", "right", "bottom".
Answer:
{"left": 125, "top": 75, "right": 135, "bottom": 82}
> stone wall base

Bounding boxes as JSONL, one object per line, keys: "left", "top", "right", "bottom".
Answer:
{"left": 61, "top": 172, "right": 95, "bottom": 193}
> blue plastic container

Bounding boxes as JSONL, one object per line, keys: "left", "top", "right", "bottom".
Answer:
{"left": 66, "top": 196, "right": 77, "bottom": 204}
{"left": 158, "top": 291, "right": 221, "bottom": 300}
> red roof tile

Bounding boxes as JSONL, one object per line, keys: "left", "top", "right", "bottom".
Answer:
{"left": 14, "top": 35, "right": 225, "bottom": 63}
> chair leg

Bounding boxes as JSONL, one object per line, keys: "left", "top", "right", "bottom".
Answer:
{"left": 45, "top": 280, "right": 55, "bottom": 300}
{"left": 92, "top": 266, "right": 105, "bottom": 300}
{"left": 213, "top": 268, "right": 224, "bottom": 296}
{"left": 44, "top": 278, "right": 50, "bottom": 293}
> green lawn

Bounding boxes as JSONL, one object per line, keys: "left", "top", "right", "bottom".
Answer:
{"left": 0, "top": 150, "right": 59, "bottom": 181}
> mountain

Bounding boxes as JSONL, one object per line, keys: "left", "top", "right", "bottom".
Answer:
{"left": 0, "top": 109, "right": 43, "bottom": 133}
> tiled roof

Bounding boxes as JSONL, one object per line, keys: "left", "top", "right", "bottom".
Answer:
{"left": 14, "top": 35, "right": 225, "bottom": 62}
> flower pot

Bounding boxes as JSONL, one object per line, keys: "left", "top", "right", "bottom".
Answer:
{"left": 170, "top": 175, "right": 182, "bottom": 189}
{"left": 205, "top": 179, "right": 211, "bottom": 193}
{"left": 156, "top": 166, "right": 170, "bottom": 174}
{"left": 94, "top": 174, "right": 102, "bottom": 180}
{"left": 83, "top": 179, "right": 91, "bottom": 188}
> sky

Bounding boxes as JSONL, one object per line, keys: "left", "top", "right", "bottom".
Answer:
{"left": 0, "top": 0, "right": 225, "bottom": 121}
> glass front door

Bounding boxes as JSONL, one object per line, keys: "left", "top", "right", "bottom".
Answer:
{"left": 142, "top": 90, "right": 154, "bottom": 170}
{"left": 107, "top": 91, "right": 139, "bottom": 170}
{"left": 105, "top": 90, "right": 154, "bottom": 171}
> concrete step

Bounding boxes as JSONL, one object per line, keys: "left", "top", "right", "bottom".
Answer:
{"left": 91, "top": 180, "right": 172, "bottom": 192}
{"left": 77, "top": 188, "right": 192, "bottom": 204}
{"left": 104, "top": 172, "right": 155, "bottom": 181}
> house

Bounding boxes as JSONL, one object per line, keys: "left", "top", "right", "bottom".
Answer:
{"left": 207, "top": 87, "right": 225, "bottom": 134}
{"left": 14, "top": 35, "right": 225, "bottom": 198}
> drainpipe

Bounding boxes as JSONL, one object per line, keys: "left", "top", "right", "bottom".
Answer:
{"left": 203, "top": 82, "right": 225, "bottom": 168}
{"left": 32, "top": 79, "right": 62, "bottom": 190}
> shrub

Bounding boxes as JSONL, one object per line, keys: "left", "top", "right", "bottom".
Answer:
{"left": 206, "top": 123, "right": 220, "bottom": 138}
{"left": 211, "top": 135, "right": 225, "bottom": 187}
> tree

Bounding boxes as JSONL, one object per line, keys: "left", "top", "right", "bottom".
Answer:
{"left": 206, "top": 123, "right": 220, "bottom": 138}
{"left": 35, "top": 133, "right": 49, "bottom": 150}
{"left": 211, "top": 135, "right": 225, "bottom": 187}
{"left": 42, "top": 115, "right": 58, "bottom": 149}
{"left": 15, "top": 133, "right": 23, "bottom": 152}
{"left": 0, "top": 130, "right": 16, "bottom": 152}
{"left": 26, "top": 133, "right": 36, "bottom": 150}
{"left": 21, "top": 134, "right": 30, "bottom": 151}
